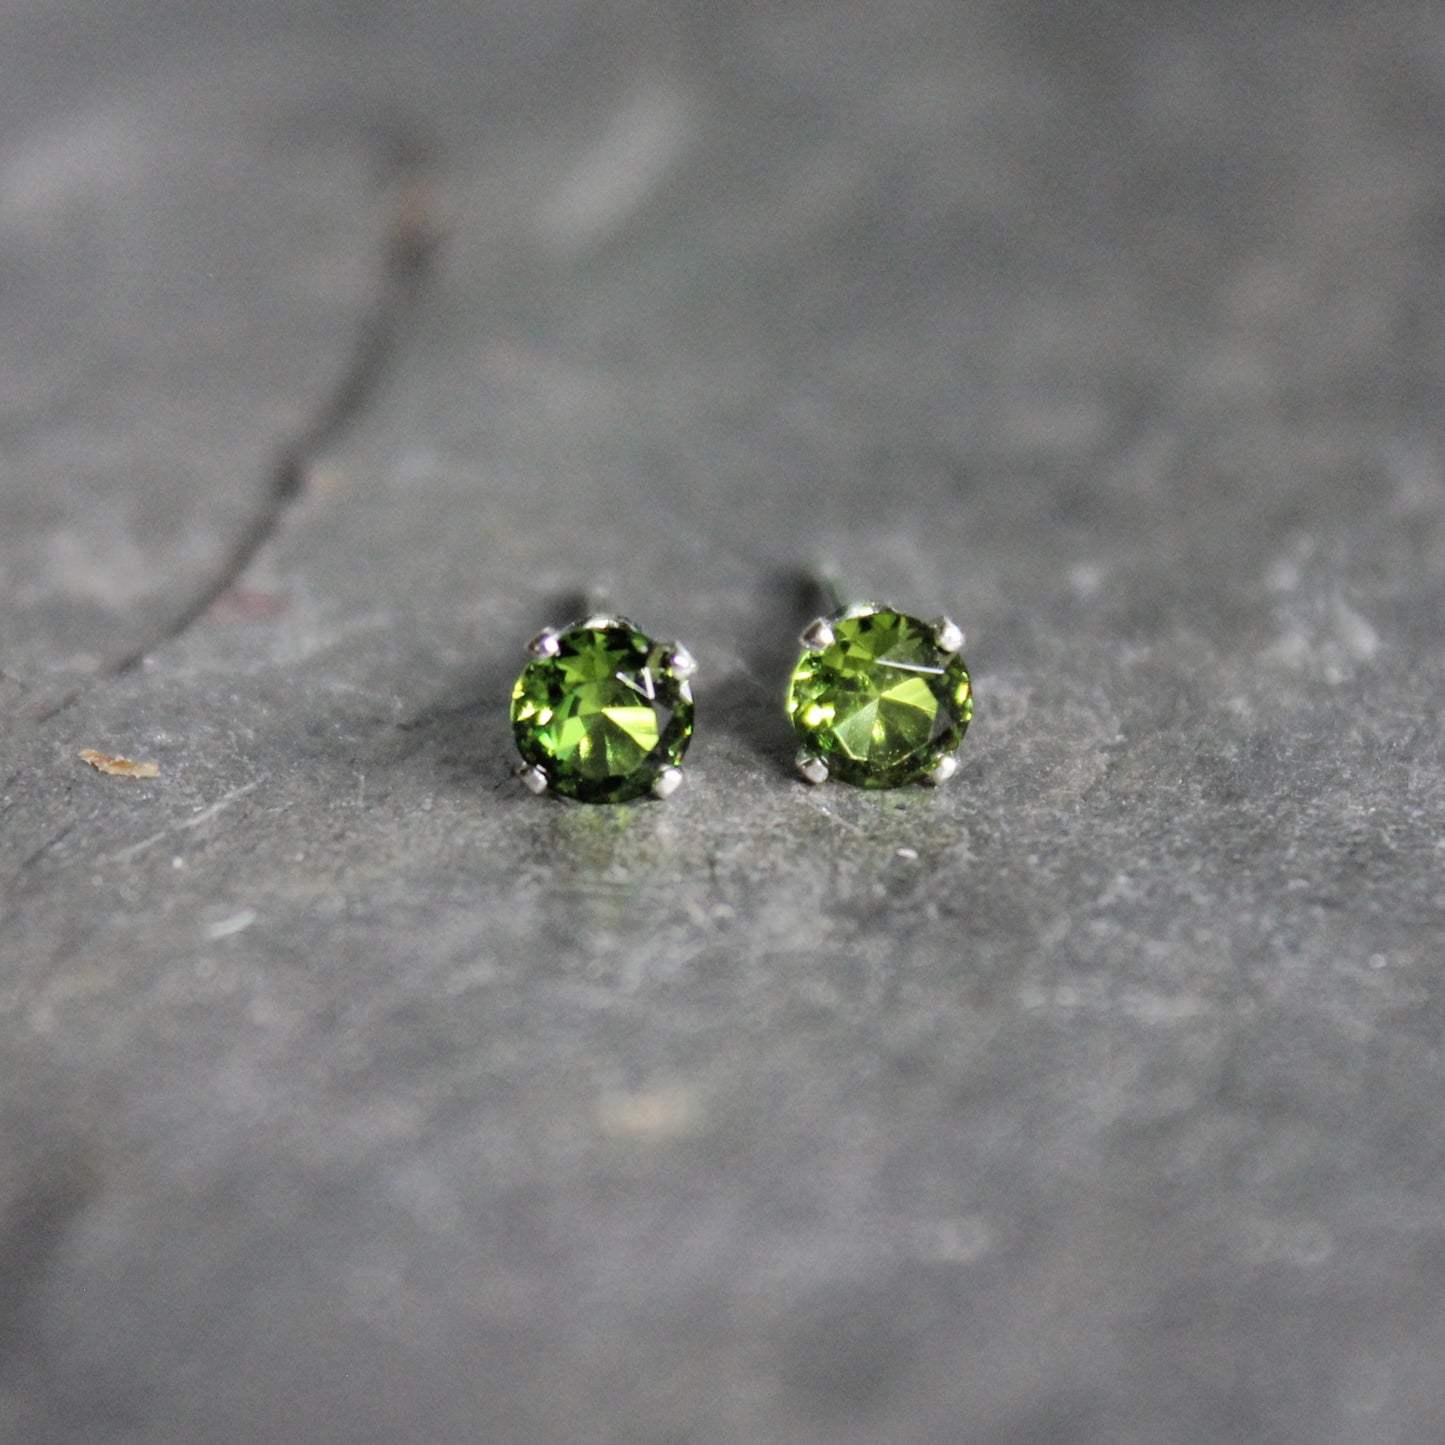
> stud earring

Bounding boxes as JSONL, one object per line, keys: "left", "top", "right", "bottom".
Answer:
{"left": 786, "top": 596, "right": 972, "bottom": 789}
{"left": 511, "top": 612, "right": 696, "bottom": 803}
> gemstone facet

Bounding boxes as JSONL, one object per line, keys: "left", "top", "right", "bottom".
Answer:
{"left": 511, "top": 617, "right": 695, "bottom": 803}
{"left": 786, "top": 605, "right": 972, "bottom": 788}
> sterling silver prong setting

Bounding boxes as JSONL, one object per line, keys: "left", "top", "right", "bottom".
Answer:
{"left": 651, "top": 766, "right": 685, "bottom": 800}
{"left": 795, "top": 750, "right": 830, "bottom": 785}
{"left": 526, "top": 628, "right": 562, "bottom": 659}
{"left": 519, "top": 764, "right": 551, "bottom": 795}
{"left": 931, "top": 616, "right": 965, "bottom": 655}
{"left": 800, "top": 618, "right": 836, "bottom": 651}
{"left": 667, "top": 643, "right": 698, "bottom": 681}
{"left": 922, "top": 754, "right": 959, "bottom": 786}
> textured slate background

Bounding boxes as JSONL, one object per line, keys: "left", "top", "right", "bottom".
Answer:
{"left": 3, "top": 1, "right": 1445, "bottom": 1441}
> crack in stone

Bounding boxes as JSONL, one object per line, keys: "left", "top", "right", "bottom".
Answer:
{"left": 18, "top": 823, "right": 74, "bottom": 874}
{"left": 34, "top": 126, "right": 442, "bottom": 723}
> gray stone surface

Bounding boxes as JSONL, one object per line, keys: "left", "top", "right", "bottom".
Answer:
{"left": 3, "top": 1, "right": 1445, "bottom": 1440}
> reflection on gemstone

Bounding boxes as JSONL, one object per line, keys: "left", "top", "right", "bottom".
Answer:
{"left": 511, "top": 619, "right": 695, "bottom": 803}
{"left": 787, "top": 606, "right": 971, "bottom": 788}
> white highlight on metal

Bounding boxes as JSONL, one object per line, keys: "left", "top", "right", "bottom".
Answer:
{"left": 526, "top": 628, "right": 561, "bottom": 659}
{"left": 923, "top": 755, "right": 959, "bottom": 786}
{"left": 800, "top": 618, "right": 835, "bottom": 651}
{"left": 651, "top": 767, "right": 685, "bottom": 800}
{"left": 932, "top": 616, "right": 965, "bottom": 654}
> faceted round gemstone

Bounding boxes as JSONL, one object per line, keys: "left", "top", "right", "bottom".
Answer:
{"left": 786, "top": 606, "right": 972, "bottom": 788}
{"left": 511, "top": 618, "right": 695, "bottom": 803}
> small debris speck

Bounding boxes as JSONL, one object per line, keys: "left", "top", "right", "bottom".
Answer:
{"left": 80, "top": 749, "right": 159, "bottom": 779}
{"left": 594, "top": 1084, "right": 699, "bottom": 1141}
{"left": 206, "top": 909, "right": 257, "bottom": 941}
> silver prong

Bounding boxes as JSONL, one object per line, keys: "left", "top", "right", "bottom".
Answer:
{"left": 795, "top": 750, "right": 829, "bottom": 785}
{"left": 932, "top": 617, "right": 965, "bottom": 655}
{"left": 519, "top": 765, "right": 550, "bottom": 795}
{"left": 651, "top": 766, "right": 685, "bottom": 800}
{"left": 922, "top": 754, "right": 959, "bottom": 787}
{"left": 667, "top": 643, "right": 697, "bottom": 680}
{"left": 800, "top": 618, "right": 835, "bottom": 651}
{"left": 526, "top": 627, "right": 562, "bottom": 659}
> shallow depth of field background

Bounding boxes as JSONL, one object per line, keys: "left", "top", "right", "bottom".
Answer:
{"left": 2, "top": 3, "right": 1444, "bottom": 1442}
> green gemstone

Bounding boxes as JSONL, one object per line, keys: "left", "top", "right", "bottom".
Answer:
{"left": 511, "top": 618, "right": 695, "bottom": 803}
{"left": 786, "top": 606, "right": 972, "bottom": 788}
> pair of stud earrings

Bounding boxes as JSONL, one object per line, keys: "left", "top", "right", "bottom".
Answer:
{"left": 509, "top": 596, "right": 973, "bottom": 804}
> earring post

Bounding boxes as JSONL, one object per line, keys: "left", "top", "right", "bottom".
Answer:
{"left": 806, "top": 565, "right": 848, "bottom": 617}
